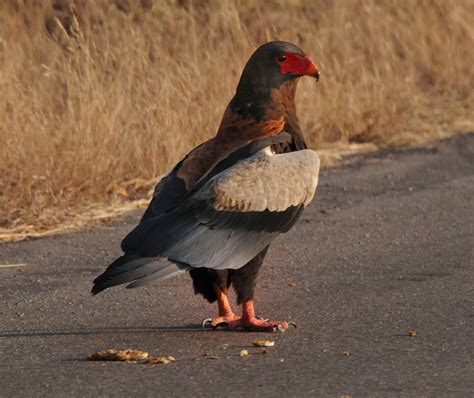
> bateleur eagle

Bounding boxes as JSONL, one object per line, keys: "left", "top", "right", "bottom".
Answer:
{"left": 92, "top": 41, "right": 321, "bottom": 332}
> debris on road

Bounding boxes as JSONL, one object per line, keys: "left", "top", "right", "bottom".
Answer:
{"left": 0, "top": 263, "right": 27, "bottom": 269}
{"left": 409, "top": 330, "right": 417, "bottom": 337}
{"left": 146, "top": 356, "right": 177, "bottom": 365}
{"left": 343, "top": 351, "right": 353, "bottom": 356}
{"left": 192, "top": 353, "right": 220, "bottom": 361}
{"left": 88, "top": 349, "right": 149, "bottom": 362}
{"left": 252, "top": 339, "right": 275, "bottom": 347}
{"left": 239, "top": 349, "right": 249, "bottom": 357}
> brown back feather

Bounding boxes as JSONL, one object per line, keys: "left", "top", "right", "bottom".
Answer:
{"left": 177, "top": 80, "right": 306, "bottom": 191}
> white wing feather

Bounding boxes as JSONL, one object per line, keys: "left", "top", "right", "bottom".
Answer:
{"left": 197, "top": 148, "right": 320, "bottom": 212}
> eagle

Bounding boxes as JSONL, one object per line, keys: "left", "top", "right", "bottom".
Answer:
{"left": 92, "top": 41, "right": 320, "bottom": 332}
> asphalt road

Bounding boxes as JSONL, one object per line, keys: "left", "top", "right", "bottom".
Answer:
{"left": 1, "top": 133, "right": 473, "bottom": 398}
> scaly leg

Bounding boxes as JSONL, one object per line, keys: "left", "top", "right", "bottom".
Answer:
{"left": 202, "top": 286, "right": 240, "bottom": 328}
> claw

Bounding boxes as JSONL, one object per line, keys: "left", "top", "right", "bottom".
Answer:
{"left": 201, "top": 318, "right": 213, "bottom": 328}
{"left": 275, "top": 324, "right": 287, "bottom": 333}
{"left": 213, "top": 321, "right": 230, "bottom": 330}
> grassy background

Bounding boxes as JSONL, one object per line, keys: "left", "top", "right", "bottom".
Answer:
{"left": 1, "top": 0, "right": 473, "bottom": 238}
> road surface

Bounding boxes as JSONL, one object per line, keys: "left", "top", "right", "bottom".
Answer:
{"left": 1, "top": 132, "right": 473, "bottom": 397}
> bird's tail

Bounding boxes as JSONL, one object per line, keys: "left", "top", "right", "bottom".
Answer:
{"left": 91, "top": 254, "right": 190, "bottom": 295}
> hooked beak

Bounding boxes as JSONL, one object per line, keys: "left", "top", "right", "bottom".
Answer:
{"left": 280, "top": 54, "right": 320, "bottom": 81}
{"left": 303, "top": 56, "right": 320, "bottom": 81}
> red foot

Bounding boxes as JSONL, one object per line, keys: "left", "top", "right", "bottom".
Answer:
{"left": 206, "top": 299, "right": 292, "bottom": 332}
{"left": 221, "top": 317, "right": 289, "bottom": 332}
{"left": 202, "top": 314, "right": 240, "bottom": 328}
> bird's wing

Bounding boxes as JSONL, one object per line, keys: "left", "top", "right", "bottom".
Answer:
{"left": 137, "top": 141, "right": 209, "bottom": 223}
{"left": 135, "top": 146, "right": 320, "bottom": 270}
{"left": 93, "top": 138, "right": 319, "bottom": 293}
{"left": 121, "top": 133, "right": 294, "bottom": 252}
{"left": 197, "top": 148, "right": 319, "bottom": 212}
{"left": 156, "top": 147, "right": 320, "bottom": 269}
{"left": 139, "top": 163, "right": 186, "bottom": 221}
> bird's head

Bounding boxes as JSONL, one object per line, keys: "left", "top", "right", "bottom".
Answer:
{"left": 232, "top": 41, "right": 319, "bottom": 119}
{"left": 237, "top": 41, "right": 319, "bottom": 89}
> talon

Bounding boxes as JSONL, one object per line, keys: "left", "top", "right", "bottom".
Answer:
{"left": 213, "top": 321, "right": 230, "bottom": 330}
{"left": 202, "top": 318, "right": 213, "bottom": 328}
{"left": 275, "top": 324, "right": 287, "bottom": 333}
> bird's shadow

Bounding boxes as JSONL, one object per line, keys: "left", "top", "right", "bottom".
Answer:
{"left": 0, "top": 324, "right": 207, "bottom": 338}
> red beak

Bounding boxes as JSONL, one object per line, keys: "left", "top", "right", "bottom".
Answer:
{"left": 281, "top": 54, "right": 320, "bottom": 81}
{"left": 302, "top": 56, "right": 320, "bottom": 81}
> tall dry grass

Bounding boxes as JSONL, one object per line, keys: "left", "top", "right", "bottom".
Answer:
{"left": 0, "top": 0, "right": 473, "bottom": 237}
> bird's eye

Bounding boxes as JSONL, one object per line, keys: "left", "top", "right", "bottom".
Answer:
{"left": 275, "top": 54, "right": 287, "bottom": 63}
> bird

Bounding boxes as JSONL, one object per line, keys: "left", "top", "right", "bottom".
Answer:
{"left": 92, "top": 41, "right": 321, "bottom": 332}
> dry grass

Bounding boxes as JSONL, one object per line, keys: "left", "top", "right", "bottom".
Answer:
{"left": 1, "top": 0, "right": 473, "bottom": 240}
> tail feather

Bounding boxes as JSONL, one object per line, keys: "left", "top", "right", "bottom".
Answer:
{"left": 91, "top": 255, "right": 189, "bottom": 295}
{"left": 126, "top": 265, "right": 186, "bottom": 289}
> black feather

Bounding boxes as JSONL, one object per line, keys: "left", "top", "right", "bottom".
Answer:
{"left": 230, "top": 246, "right": 268, "bottom": 304}
{"left": 189, "top": 268, "right": 231, "bottom": 303}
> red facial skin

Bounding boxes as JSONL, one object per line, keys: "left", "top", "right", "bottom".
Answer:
{"left": 278, "top": 53, "right": 320, "bottom": 80}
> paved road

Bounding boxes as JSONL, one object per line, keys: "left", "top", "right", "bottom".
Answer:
{"left": 1, "top": 133, "right": 473, "bottom": 398}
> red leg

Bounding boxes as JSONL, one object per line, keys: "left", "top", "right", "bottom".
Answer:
{"left": 202, "top": 286, "right": 240, "bottom": 328}
{"left": 226, "top": 300, "right": 288, "bottom": 332}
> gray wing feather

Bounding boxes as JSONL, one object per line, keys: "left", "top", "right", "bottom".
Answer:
{"left": 164, "top": 226, "right": 279, "bottom": 269}
{"left": 125, "top": 263, "right": 187, "bottom": 288}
